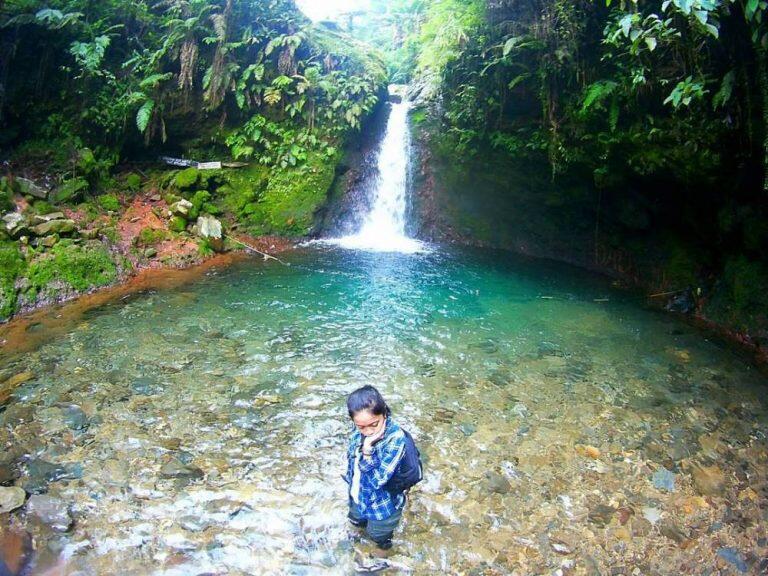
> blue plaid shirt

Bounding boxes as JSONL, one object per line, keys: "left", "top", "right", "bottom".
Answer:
{"left": 345, "top": 419, "right": 407, "bottom": 521}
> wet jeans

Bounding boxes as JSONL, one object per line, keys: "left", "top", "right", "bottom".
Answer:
{"left": 348, "top": 499, "right": 403, "bottom": 549}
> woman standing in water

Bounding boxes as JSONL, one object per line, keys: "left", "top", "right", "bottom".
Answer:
{"left": 344, "top": 385, "right": 412, "bottom": 551}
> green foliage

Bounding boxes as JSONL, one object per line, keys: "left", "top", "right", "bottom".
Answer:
{"left": 96, "top": 193, "right": 121, "bottom": 212}
{"left": 197, "top": 237, "right": 216, "bottom": 257}
{"left": 168, "top": 215, "right": 187, "bottom": 233}
{"left": 52, "top": 177, "right": 89, "bottom": 204}
{"left": 1, "top": 0, "right": 385, "bottom": 177}
{"left": 125, "top": 173, "right": 142, "bottom": 191}
{"left": 708, "top": 256, "right": 768, "bottom": 331}
{"left": 26, "top": 241, "right": 117, "bottom": 298}
{"left": 0, "top": 179, "right": 13, "bottom": 212}
{"left": 664, "top": 76, "right": 708, "bottom": 108}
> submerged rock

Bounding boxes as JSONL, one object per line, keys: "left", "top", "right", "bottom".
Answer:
{"left": 0, "top": 529, "right": 33, "bottom": 576}
{"left": 22, "top": 459, "right": 81, "bottom": 494}
{"left": 0, "top": 487, "right": 26, "bottom": 513}
{"left": 652, "top": 466, "right": 676, "bottom": 492}
{"left": 0, "top": 372, "right": 34, "bottom": 406}
{"left": 716, "top": 547, "right": 748, "bottom": 573}
{"left": 26, "top": 495, "right": 72, "bottom": 531}
{"left": 690, "top": 463, "right": 726, "bottom": 496}
{"left": 131, "top": 376, "right": 160, "bottom": 395}
{"left": 160, "top": 460, "right": 204, "bottom": 482}
{"left": 483, "top": 472, "right": 511, "bottom": 495}
{"left": 588, "top": 504, "right": 616, "bottom": 526}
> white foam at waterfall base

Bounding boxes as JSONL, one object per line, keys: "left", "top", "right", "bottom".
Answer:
{"left": 322, "top": 101, "right": 428, "bottom": 254}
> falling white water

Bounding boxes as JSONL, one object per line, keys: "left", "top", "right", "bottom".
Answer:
{"left": 325, "top": 100, "right": 426, "bottom": 254}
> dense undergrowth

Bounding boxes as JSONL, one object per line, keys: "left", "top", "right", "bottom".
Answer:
{"left": 0, "top": 0, "right": 386, "bottom": 321}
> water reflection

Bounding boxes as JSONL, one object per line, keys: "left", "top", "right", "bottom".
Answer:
{"left": 0, "top": 246, "right": 766, "bottom": 575}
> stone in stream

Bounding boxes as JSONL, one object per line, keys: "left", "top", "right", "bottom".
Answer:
{"left": 0, "top": 372, "right": 34, "bottom": 407}
{"left": 689, "top": 463, "right": 726, "bottom": 496}
{"left": 21, "top": 459, "right": 81, "bottom": 494}
{"left": 130, "top": 376, "right": 160, "bottom": 395}
{"left": 659, "top": 520, "right": 689, "bottom": 546}
{"left": 160, "top": 459, "right": 204, "bottom": 483}
{"left": 537, "top": 341, "right": 566, "bottom": 357}
{"left": 0, "top": 462, "right": 19, "bottom": 486}
{"left": 0, "top": 529, "right": 33, "bottom": 576}
{"left": 60, "top": 404, "right": 88, "bottom": 431}
{"left": 588, "top": 504, "right": 616, "bottom": 526}
{"left": 716, "top": 547, "right": 748, "bottom": 573}
{"left": 0, "top": 487, "right": 26, "bottom": 513}
{"left": 483, "top": 472, "right": 511, "bottom": 495}
{"left": 179, "top": 515, "right": 212, "bottom": 533}
{"left": 651, "top": 466, "right": 676, "bottom": 492}
{"left": 26, "top": 495, "right": 72, "bottom": 532}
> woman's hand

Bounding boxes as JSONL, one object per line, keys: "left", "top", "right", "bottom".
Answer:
{"left": 362, "top": 420, "right": 386, "bottom": 454}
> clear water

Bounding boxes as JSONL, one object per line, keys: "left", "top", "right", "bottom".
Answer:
{"left": 2, "top": 246, "right": 767, "bottom": 575}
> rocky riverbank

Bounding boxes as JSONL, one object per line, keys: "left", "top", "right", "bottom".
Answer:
{"left": 0, "top": 162, "right": 319, "bottom": 327}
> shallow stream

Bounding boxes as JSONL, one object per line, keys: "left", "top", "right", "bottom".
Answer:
{"left": 1, "top": 246, "right": 766, "bottom": 575}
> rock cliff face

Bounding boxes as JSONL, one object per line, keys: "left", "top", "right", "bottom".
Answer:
{"left": 408, "top": 117, "right": 768, "bottom": 367}
{"left": 313, "top": 94, "right": 391, "bottom": 237}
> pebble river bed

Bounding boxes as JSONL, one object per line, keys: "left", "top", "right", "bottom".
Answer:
{"left": 0, "top": 246, "right": 766, "bottom": 575}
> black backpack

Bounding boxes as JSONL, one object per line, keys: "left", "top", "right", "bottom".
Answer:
{"left": 384, "top": 429, "right": 423, "bottom": 496}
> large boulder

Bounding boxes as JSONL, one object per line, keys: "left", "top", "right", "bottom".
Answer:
{"left": 194, "top": 216, "right": 222, "bottom": 240}
{"left": 30, "top": 219, "right": 77, "bottom": 237}
{"left": 16, "top": 178, "right": 48, "bottom": 200}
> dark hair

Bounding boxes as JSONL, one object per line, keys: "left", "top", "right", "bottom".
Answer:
{"left": 347, "top": 385, "right": 391, "bottom": 419}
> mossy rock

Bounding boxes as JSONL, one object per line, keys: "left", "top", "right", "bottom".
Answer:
{"left": 164, "top": 193, "right": 182, "bottom": 206}
{"left": 136, "top": 227, "right": 167, "bottom": 247}
{"left": 169, "top": 216, "right": 187, "bottom": 233}
{"left": 125, "top": 173, "right": 142, "bottom": 192}
{"left": 30, "top": 200, "right": 57, "bottom": 215}
{"left": 25, "top": 241, "right": 117, "bottom": 300}
{"left": 0, "top": 241, "right": 26, "bottom": 319}
{"left": 174, "top": 168, "right": 200, "bottom": 190}
{"left": 239, "top": 150, "right": 339, "bottom": 235}
{"left": 96, "top": 193, "right": 121, "bottom": 212}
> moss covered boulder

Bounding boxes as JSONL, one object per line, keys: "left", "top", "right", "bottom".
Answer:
{"left": 0, "top": 241, "right": 26, "bottom": 320}
{"left": 25, "top": 241, "right": 117, "bottom": 303}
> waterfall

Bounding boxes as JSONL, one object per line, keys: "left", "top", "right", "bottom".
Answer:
{"left": 325, "top": 99, "right": 426, "bottom": 254}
